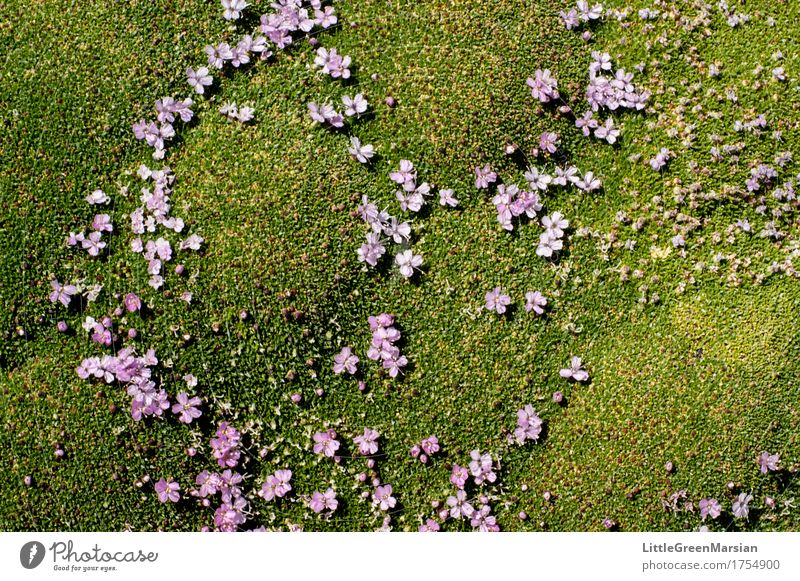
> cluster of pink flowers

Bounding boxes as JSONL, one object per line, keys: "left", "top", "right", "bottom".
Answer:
{"left": 258, "top": 469, "right": 293, "bottom": 501}
{"left": 484, "top": 288, "right": 548, "bottom": 315}
{"left": 586, "top": 52, "right": 649, "bottom": 113}
{"left": 133, "top": 97, "right": 193, "bottom": 160}
{"left": 410, "top": 436, "right": 440, "bottom": 464}
{"left": 537, "top": 212, "right": 569, "bottom": 258}
{"left": 469, "top": 450, "right": 498, "bottom": 486}
{"left": 66, "top": 189, "right": 113, "bottom": 257}
{"left": 130, "top": 165, "right": 203, "bottom": 290}
{"left": 560, "top": 1, "right": 603, "bottom": 31}
{"left": 308, "top": 101, "right": 345, "bottom": 128}
{"left": 513, "top": 405, "right": 544, "bottom": 444}
{"left": 219, "top": 102, "right": 255, "bottom": 123}
{"left": 648, "top": 147, "right": 671, "bottom": 171}
{"left": 356, "top": 196, "right": 400, "bottom": 267}
{"left": 194, "top": 468, "right": 248, "bottom": 531}
{"left": 76, "top": 347, "right": 173, "bottom": 421}
{"left": 366, "top": 313, "right": 408, "bottom": 378}
{"left": 526, "top": 68, "right": 560, "bottom": 103}
{"left": 210, "top": 422, "right": 242, "bottom": 468}
{"left": 392, "top": 160, "right": 434, "bottom": 213}
{"left": 469, "top": 498, "right": 500, "bottom": 532}
{"left": 745, "top": 163, "right": 778, "bottom": 193}
{"left": 492, "top": 184, "right": 542, "bottom": 232}
{"left": 314, "top": 47, "right": 351, "bottom": 79}
{"left": 88, "top": 315, "right": 114, "bottom": 346}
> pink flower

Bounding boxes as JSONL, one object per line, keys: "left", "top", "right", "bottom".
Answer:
{"left": 259, "top": 469, "right": 292, "bottom": 501}
{"left": 372, "top": 484, "right": 397, "bottom": 511}
{"left": 124, "top": 293, "right": 142, "bottom": 312}
{"left": 758, "top": 452, "right": 780, "bottom": 474}
{"left": 333, "top": 346, "right": 359, "bottom": 375}
{"left": 560, "top": 356, "right": 589, "bottom": 382}
{"left": 49, "top": 279, "right": 77, "bottom": 307}
{"left": 485, "top": 287, "right": 511, "bottom": 314}
{"left": 450, "top": 464, "right": 469, "bottom": 489}
{"left": 419, "top": 519, "right": 440, "bottom": 532}
{"left": 171, "top": 392, "right": 202, "bottom": 424}
{"left": 312, "top": 430, "right": 340, "bottom": 457}
{"left": 155, "top": 477, "right": 180, "bottom": 503}
{"left": 353, "top": 428, "right": 380, "bottom": 455}
{"left": 309, "top": 488, "right": 338, "bottom": 513}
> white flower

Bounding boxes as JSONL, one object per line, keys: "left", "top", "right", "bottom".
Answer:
{"left": 86, "top": 189, "right": 109, "bottom": 205}
{"left": 348, "top": 136, "right": 375, "bottom": 163}
{"left": 222, "top": 0, "right": 247, "bottom": 21}
{"left": 396, "top": 250, "right": 423, "bottom": 278}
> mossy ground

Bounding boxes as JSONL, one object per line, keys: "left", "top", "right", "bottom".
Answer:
{"left": 2, "top": 0, "right": 800, "bottom": 531}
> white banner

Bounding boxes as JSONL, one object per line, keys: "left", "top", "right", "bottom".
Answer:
{"left": 1, "top": 532, "right": 798, "bottom": 580}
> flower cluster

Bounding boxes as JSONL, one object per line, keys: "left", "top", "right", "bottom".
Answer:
{"left": 133, "top": 97, "right": 193, "bottom": 160}
{"left": 220, "top": 102, "right": 255, "bottom": 123}
{"left": 130, "top": 165, "right": 202, "bottom": 290}
{"left": 210, "top": 422, "right": 242, "bottom": 468}
{"left": 410, "top": 436, "right": 440, "bottom": 464}
{"left": 76, "top": 347, "right": 170, "bottom": 421}
{"left": 513, "top": 405, "right": 543, "bottom": 444}
{"left": 258, "top": 469, "right": 293, "bottom": 501}
{"left": 745, "top": 164, "right": 777, "bottom": 193}
{"left": 492, "top": 183, "right": 542, "bottom": 231}
{"left": 586, "top": 52, "right": 649, "bottom": 112}
{"left": 537, "top": 212, "right": 569, "bottom": 258}
{"left": 314, "top": 47, "right": 351, "bottom": 79}
{"left": 560, "top": 1, "right": 603, "bottom": 30}
{"left": 194, "top": 468, "right": 248, "bottom": 531}
{"left": 526, "top": 69, "right": 560, "bottom": 103}
{"left": 66, "top": 209, "right": 113, "bottom": 258}
{"left": 391, "top": 159, "right": 433, "bottom": 212}
{"left": 648, "top": 147, "right": 671, "bottom": 171}
{"left": 308, "top": 101, "right": 344, "bottom": 128}
{"left": 470, "top": 498, "right": 500, "bottom": 532}
{"left": 87, "top": 315, "right": 114, "bottom": 346}
{"left": 469, "top": 450, "right": 498, "bottom": 486}
{"left": 366, "top": 313, "right": 407, "bottom": 377}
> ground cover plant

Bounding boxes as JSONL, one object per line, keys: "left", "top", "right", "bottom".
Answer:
{"left": 1, "top": 0, "right": 800, "bottom": 532}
